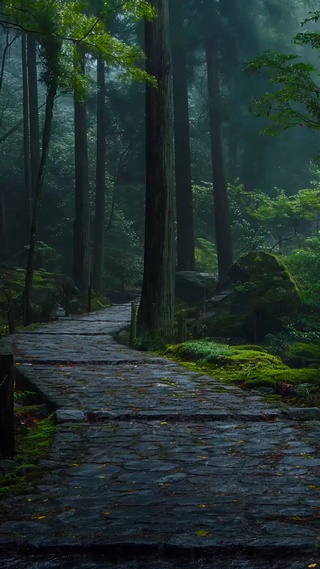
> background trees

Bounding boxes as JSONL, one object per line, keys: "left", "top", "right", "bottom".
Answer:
{"left": 0, "top": 0, "right": 320, "bottom": 334}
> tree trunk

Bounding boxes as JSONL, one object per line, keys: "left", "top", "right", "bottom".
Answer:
{"left": 138, "top": 0, "right": 175, "bottom": 341}
{"left": 0, "top": 193, "right": 7, "bottom": 261}
{"left": 170, "top": 1, "right": 195, "bottom": 271}
{"left": 22, "top": 32, "right": 32, "bottom": 232}
{"left": 73, "top": 51, "right": 90, "bottom": 292}
{"left": 27, "top": 34, "right": 40, "bottom": 202}
{"left": 23, "top": 80, "right": 57, "bottom": 325}
{"left": 205, "top": 29, "right": 233, "bottom": 284}
{"left": 92, "top": 56, "right": 106, "bottom": 293}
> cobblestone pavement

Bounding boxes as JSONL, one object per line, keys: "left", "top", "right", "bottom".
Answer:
{"left": 1, "top": 304, "right": 320, "bottom": 568}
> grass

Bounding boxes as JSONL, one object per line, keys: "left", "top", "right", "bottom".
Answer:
{"left": 164, "top": 339, "right": 320, "bottom": 394}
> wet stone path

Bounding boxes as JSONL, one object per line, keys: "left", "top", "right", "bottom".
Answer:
{"left": 1, "top": 304, "right": 320, "bottom": 568}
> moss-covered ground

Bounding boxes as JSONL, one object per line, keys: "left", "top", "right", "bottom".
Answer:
{"left": 164, "top": 339, "right": 320, "bottom": 404}
{"left": 0, "top": 394, "right": 55, "bottom": 499}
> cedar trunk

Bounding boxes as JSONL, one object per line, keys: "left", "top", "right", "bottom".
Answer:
{"left": 170, "top": 1, "right": 195, "bottom": 272}
{"left": 138, "top": 0, "right": 175, "bottom": 340}
{"left": 22, "top": 32, "right": 31, "bottom": 229}
{"left": 92, "top": 56, "right": 106, "bottom": 293}
{"left": 23, "top": 81, "right": 57, "bottom": 325}
{"left": 73, "top": 52, "right": 90, "bottom": 292}
{"left": 27, "top": 34, "right": 40, "bottom": 202}
{"left": 205, "top": 32, "right": 233, "bottom": 283}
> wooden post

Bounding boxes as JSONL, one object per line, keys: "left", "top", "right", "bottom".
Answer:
{"left": 65, "top": 289, "right": 69, "bottom": 317}
{"left": 177, "top": 316, "right": 187, "bottom": 343}
{"left": 0, "top": 354, "right": 15, "bottom": 458}
{"left": 87, "top": 285, "right": 92, "bottom": 313}
{"left": 5, "top": 292, "right": 16, "bottom": 334}
{"left": 8, "top": 298, "right": 15, "bottom": 334}
{"left": 130, "top": 300, "right": 137, "bottom": 345}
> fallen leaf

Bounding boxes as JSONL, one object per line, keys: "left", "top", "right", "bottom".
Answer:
{"left": 196, "top": 529, "right": 210, "bottom": 537}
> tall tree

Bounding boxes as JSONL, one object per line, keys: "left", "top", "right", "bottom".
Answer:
{"left": 21, "top": 32, "right": 31, "bottom": 229}
{"left": 23, "top": 34, "right": 61, "bottom": 324}
{"left": 138, "top": 0, "right": 175, "bottom": 341}
{"left": 27, "top": 34, "right": 40, "bottom": 201}
{"left": 203, "top": 0, "right": 233, "bottom": 283}
{"left": 92, "top": 55, "right": 106, "bottom": 292}
{"left": 73, "top": 49, "right": 90, "bottom": 293}
{"left": 170, "top": 0, "right": 195, "bottom": 271}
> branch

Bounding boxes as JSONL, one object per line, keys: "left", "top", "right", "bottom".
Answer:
{"left": 268, "top": 234, "right": 297, "bottom": 252}
{"left": 0, "top": 31, "right": 16, "bottom": 93}
{"left": 79, "top": 1, "right": 129, "bottom": 42}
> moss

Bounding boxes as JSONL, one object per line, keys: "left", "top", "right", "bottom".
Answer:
{"left": 235, "top": 344, "right": 267, "bottom": 353}
{"left": 0, "top": 414, "right": 55, "bottom": 499}
{"left": 165, "top": 340, "right": 320, "bottom": 391}
{"left": 289, "top": 342, "right": 320, "bottom": 360}
{"left": 18, "top": 414, "right": 55, "bottom": 460}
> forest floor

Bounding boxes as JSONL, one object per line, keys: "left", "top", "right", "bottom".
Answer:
{"left": 0, "top": 304, "right": 320, "bottom": 568}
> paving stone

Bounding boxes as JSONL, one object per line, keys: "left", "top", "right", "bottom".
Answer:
{"left": 55, "top": 409, "right": 86, "bottom": 423}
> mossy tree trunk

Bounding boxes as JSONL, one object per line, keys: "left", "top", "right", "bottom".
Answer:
{"left": 138, "top": 0, "right": 175, "bottom": 342}
{"left": 170, "top": 0, "right": 195, "bottom": 272}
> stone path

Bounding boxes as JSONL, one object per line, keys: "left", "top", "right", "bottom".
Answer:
{"left": 1, "top": 304, "right": 320, "bottom": 568}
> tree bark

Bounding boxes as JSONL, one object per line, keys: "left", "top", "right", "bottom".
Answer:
{"left": 73, "top": 50, "right": 90, "bottom": 292}
{"left": 205, "top": 23, "right": 233, "bottom": 284}
{"left": 22, "top": 32, "right": 32, "bottom": 231}
{"left": 138, "top": 0, "right": 175, "bottom": 341}
{"left": 27, "top": 34, "right": 40, "bottom": 202}
{"left": 23, "top": 80, "right": 57, "bottom": 325}
{"left": 170, "top": 0, "right": 195, "bottom": 271}
{"left": 92, "top": 56, "right": 106, "bottom": 293}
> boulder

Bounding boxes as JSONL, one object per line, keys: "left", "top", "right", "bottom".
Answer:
{"left": 204, "top": 252, "right": 300, "bottom": 340}
{"left": 175, "top": 271, "right": 217, "bottom": 305}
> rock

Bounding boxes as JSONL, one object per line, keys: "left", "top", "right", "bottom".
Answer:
{"left": 281, "top": 407, "right": 320, "bottom": 421}
{"left": 55, "top": 409, "right": 86, "bottom": 423}
{"left": 175, "top": 271, "right": 217, "bottom": 305}
{"left": 55, "top": 274, "right": 79, "bottom": 297}
{"left": 204, "top": 251, "right": 300, "bottom": 340}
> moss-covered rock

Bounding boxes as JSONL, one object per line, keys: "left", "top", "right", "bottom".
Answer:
{"left": 165, "top": 339, "right": 320, "bottom": 391}
{"left": 205, "top": 251, "right": 301, "bottom": 341}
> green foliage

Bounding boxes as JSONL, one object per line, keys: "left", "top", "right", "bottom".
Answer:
{"left": 194, "top": 238, "right": 217, "bottom": 272}
{"left": 285, "top": 236, "right": 320, "bottom": 306}
{"left": 246, "top": 9, "right": 320, "bottom": 135}
{"left": 3, "top": 1, "right": 156, "bottom": 85}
